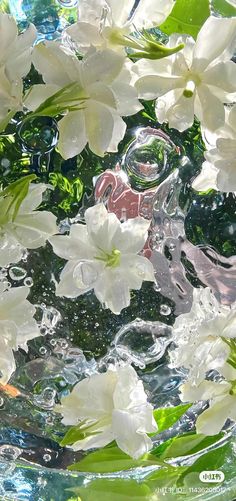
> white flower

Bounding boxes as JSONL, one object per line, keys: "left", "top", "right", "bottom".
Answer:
{"left": 0, "top": 182, "right": 57, "bottom": 267}
{"left": 133, "top": 16, "right": 236, "bottom": 132}
{"left": 180, "top": 363, "right": 236, "bottom": 436}
{"left": 66, "top": 0, "right": 174, "bottom": 54}
{"left": 0, "top": 283, "right": 40, "bottom": 384}
{"left": 0, "top": 14, "right": 36, "bottom": 126}
{"left": 0, "top": 14, "right": 36, "bottom": 80}
{"left": 24, "top": 42, "right": 142, "bottom": 159}
{"left": 49, "top": 203, "right": 155, "bottom": 314}
{"left": 193, "top": 105, "right": 236, "bottom": 193}
{"left": 55, "top": 364, "right": 157, "bottom": 459}
{"left": 169, "top": 287, "right": 236, "bottom": 385}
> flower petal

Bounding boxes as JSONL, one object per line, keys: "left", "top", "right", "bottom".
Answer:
{"left": 19, "top": 183, "right": 48, "bottom": 213}
{"left": 196, "top": 395, "right": 235, "bottom": 435}
{"left": 13, "top": 211, "right": 57, "bottom": 249}
{"left": 106, "top": 0, "right": 135, "bottom": 26}
{"left": 49, "top": 224, "right": 94, "bottom": 261}
{"left": 32, "top": 41, "right": 80, "bottom": 87}
{"left": 193, "top": 16, "right": 236, "bottom": 71}
{"left": 134, "top": 0, "right": 174, "bottom": 29}
{"left": 106, "top": 113, "right": 127, "bottom": 152}
{"left": 6, "top": 23, "right": 37, "bottom": 81}
{"left": 167, "top": 94, "right": 195, "bottom": 132}
{"left": 180, "top": 380, "right": 231, "bottom": 403}
{"left": 78, "top": 0, "right": 108, "bottom": 24}
{"left": 24, "top": 84, "right": 59, "bottom": 111}
{"left": 135, "top": 74, "right": 183, "bottom": 101}
{"left": 192, "top": 161, "right": 218, "bottom": 192}
{"left": 0, "top": 232, "right": 23, "bottom": 267}
{"left": 85, "top": 101, "right": 115, "bottom": 156}
{"left": 112, "top": 408, "right": 153, "bottom": 458}
{"left": 0, "top": 335, "right": 16, "bottom": 385}
{"left": 119, "top": 254, "right": 155, "bottom": 288}
{"left": 196, "top": 85, "right": 225, "bottom": 131}
{"left": 204, "top": 61, "right": 236, "bottom": 95}
{"left": 112, "top": 217, "right": 151, "bottom": 254}
{"left": 81, "top": 49, "right": 125, "bottom": 87}
{"left": 67, "top": 21, "right": 104, "bottom": 52}
{"left": 58, "top": 111, "right": 87, "bottom": 160}
{"left": 85, "top": 203, "right": 121, "bottom": 252}
{"left": 94, "top": 268, "right": 131, "bottom": 314}
{"left": 111, "top": 81, "right": 142, "bottom": 116}
{"left": 0, "top": 14, "right": 17, "bottom": 65}
{"left": 56, "top": 261, "right": 93, "bottom": 298}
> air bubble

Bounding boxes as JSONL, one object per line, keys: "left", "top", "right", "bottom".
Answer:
{"left": 160, "top": 304, "right": 171, "bottom": 316}
{"left": 39, "top": 346, "right": 47, "bottom": 356}
{"left": 24, "top": 277, "right": 34, "bottom": 287}
{"left": 9, "top": 266, "right": 27, "bottom": 281}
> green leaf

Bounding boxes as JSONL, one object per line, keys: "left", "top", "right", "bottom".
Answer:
{"left": 180, "top": 441, "right": 232, "bottom": 487}
{"left": 49, "top": 173, "right": 73, "bottom": 194}
{"left": 152, "top": 432, "right": 224, "bottom": 459}
{"left": 160, "top": 0, "right": 210, "bottom": 39}
{"left": 0, "top": 108, "right": 17, "bottom": 133}
{"left": 153, "top": 403, "right": 192, "bottom": 433}
{"left": 0, "top": 174, "right": 37, "bottom": 225}
{"left": 68, "top": 478, "right": 152, "bottom": 501}
{"left": 68, "top": 446, "right": 163, "bottom": 473}
{"left": 212, "top": 0, "right": 236, "bottom": 16}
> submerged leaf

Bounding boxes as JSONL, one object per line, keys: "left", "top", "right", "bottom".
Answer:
{"left": 153, "top": 403, "right": 192, "bottom": 433}
{"left": 68, "top": 446, "right": 163, "bottom": 473}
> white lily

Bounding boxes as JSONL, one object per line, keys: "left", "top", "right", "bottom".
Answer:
{"left": 180, "top": 363, "right": 236, "bottom": 436}
{"left": 0, "top": 282, "right": 40, "bottom": 384}
{"left": 169, "top": 287, "right": 236, "bottom": 385}
{"left": 49, "top": 203, "right": 155, "bottom": 314}
{"left": 0, "top": 182, "right": 57, "bottom": 267}
{"left": 55, "top": 364, "right": 157, "bottom": 458}
{"left": 66, "top": 0, "right": 174, "bottom": 54}
{"left": 0, "top": 14, "right": 36, "bottom": 127}
{"left": 133, "top": 16, "right": 236, "bottom": 132}
{"left": 193, "top": 105, "right": 236, "bottom": 193}
{"left": 24, "top": 42, "right": 142, "bottom": 159}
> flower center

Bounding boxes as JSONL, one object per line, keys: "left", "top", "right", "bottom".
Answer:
{"left": 183, "top": 74, "right": 201, "bottom": 98}
{"left": 95, "top": 248, "right": 121, "bottom": 268}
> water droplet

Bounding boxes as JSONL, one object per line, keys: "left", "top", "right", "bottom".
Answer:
{"left": 0, "top": 446, "right": 21, "bottom": 461}
{"left": 114, "top": 320, "right": 172, "bottom": 368}
{"left": 43, "top": 453, "right": 51, "bottom": 463}
{"left": 9, "top": 266, "right": 27, "bottom": 281}
{"left": 17, "top": 116, "right": 59, "bottom": 154}
{"left": 124, "top": 127, "right": 180, "bottom": 188}
{"left": 34, "top": 387, "right": 57, "bottom": 410}
{"left": 169, "top": 243, "right": 176, "bottom": 252}
{"left": 24, "top": 277, "right": 34, "bottom": 287}
{"left": 160, "top": 304, "right": 171, "bottom": 316}
{"left": 0, "top": 397, "right": 4, "bottom": 408}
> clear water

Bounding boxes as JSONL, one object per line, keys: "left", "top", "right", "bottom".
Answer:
{"left": 1, "top": 2, "right": 236, "bottom": 500}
